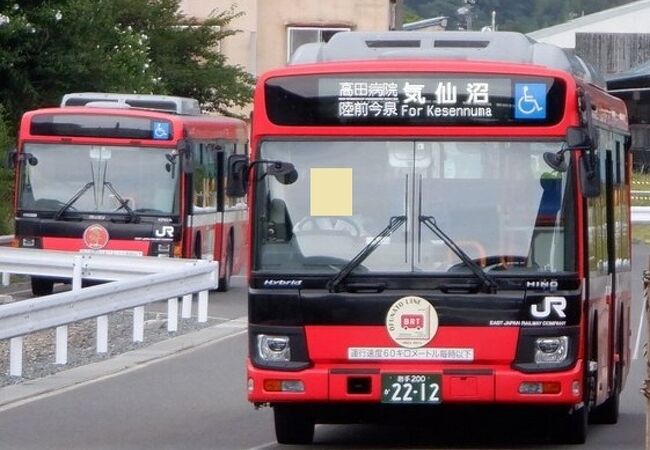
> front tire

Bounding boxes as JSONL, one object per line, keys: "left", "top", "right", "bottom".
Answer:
{"left": 31, "top": 277, "right": 54, "bottom": 296}
{"left": 274, "top": 405, "right": 315, "bottom": 445}
{"left": 217, "top": 237, "right": 233, "bottom": 292}
{"left": 559, "top": 403, "right": 588, "bottom": 445}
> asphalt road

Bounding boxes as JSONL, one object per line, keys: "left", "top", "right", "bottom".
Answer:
{"left": 0, "top": 244, "right": 647, "bottom": 449}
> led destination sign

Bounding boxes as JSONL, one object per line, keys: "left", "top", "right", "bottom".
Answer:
{"left": 30, "top": 114, "right": 174, "bottom": 140}
{"left": 264, "top": 74, "right": 565, "bottom": 126}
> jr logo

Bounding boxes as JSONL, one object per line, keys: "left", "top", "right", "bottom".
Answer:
{"left": 154, "top": 226, "right": 175, "bottom": 238}
{"left": 530, "top": 296, "right": 567, "bottom": 319}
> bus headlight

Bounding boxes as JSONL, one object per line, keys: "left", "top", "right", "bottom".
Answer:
{"left": 257, "top": 335, "right": 291, "bottom": 362}
{"left": 534, "top": 336, "right": 568, "bottom": 364}
{"left": 151, "top": 242, "right": 172, "bottom": 257}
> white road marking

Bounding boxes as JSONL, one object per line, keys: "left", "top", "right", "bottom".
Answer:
{"left": 633, "top": 300, "right": 646, "bottom": 360}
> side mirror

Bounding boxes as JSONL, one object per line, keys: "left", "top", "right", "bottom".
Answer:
{"left": 226, "top": 154, "right": 249, "bottom": 197}
{"left": 580, "top": 153, "right": 601, "bottom": 198}
{"left": 179, "top": 142, "right": 193, "bottom": 174}
{"left": 565, "top": 127, "right": 590, "bottom": 148}
{"left": 5, "top": 149, "right": 17, "bottom": 169}
{"left": 543, "top": 150, "right": 568, "bottom": 172}
{"left": 267, "top": 161, "right": 298, "bottom": 185}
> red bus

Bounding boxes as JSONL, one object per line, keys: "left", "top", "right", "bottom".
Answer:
{"left": 12, "top": 93, "right": 248, "bottom": 295}
{"left": 236, "top": 31, "right": 632, "bottom": 445}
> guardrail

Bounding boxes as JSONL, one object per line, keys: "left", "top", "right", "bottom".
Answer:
{"left": 0, "top": 247, "right": 218, "bottom": 377}
{"left": 0, "top": 235, "right": 13, "bottom": 286}
{"left": 633, "top": 207, "right": 650, "bottom": 224}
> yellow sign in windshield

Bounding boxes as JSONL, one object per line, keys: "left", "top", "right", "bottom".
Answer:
{"left": 310, "top": 168, "right": 353, "bottom": 216}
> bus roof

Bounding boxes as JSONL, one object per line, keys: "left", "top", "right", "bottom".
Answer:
{"left": 61, "top": 92, "right": 201, "bottom": 115}
{"left": 290, "top": 31, "right": 605, "bottom": 89}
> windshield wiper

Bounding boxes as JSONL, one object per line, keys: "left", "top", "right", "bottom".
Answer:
{"left": 104, "top": 182, "right": 137, "bottom": 223}
{"left": 328, "top": 215, "right": 406, "bottom": 293}
{"left": 419, "top": 215, "right": 498, "bottom": 293}
{"left": 54, "top": 182, "right": 94, "bottom": 220}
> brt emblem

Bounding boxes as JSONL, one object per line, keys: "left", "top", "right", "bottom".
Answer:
{"left": 386, "top": 296, "right": 438, "bottom": 348}
{"left": 530, "top": 296, "right": 567, "bottom": 319}
{"left": 83, "top": 224, "right": 109, "bottom": 250}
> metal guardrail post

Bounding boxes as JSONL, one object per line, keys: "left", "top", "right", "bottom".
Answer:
{"left": 182, "top": 294, "right": 192, "bottom": 318}
{"left": 168, "top": 298, "right": 179, "bottom": 332}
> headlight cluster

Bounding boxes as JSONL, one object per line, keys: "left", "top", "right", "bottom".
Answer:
{"left": 514, "top": 326, "right": 578, "bottom": 373}
{"left": 249, "top": 325, "right": 310, "bottom": 371}
{"left": 257, "top": 334, "right": 291, "bottom": 362}
{"left": 534, "top": 336, "right": 569, "bottom": 364}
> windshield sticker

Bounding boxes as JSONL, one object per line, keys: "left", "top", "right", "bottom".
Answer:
{"left": 152, "top": 121, "right": 171, "bottom": 140}
{"left": 514, "top": 83, "right": 547, "bottom": 119}
{"left": 310, "top": 168, "right": 353, "bottom": 216}
{"left": 348, "top": 347, "right": 473, "bottom": 361}
{"left": 386, "top": 296, "right": 438, "bottom": 348}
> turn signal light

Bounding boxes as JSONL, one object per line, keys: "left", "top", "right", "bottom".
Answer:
{"left": 263, "top": 379, "right": 305, "bottom": 393}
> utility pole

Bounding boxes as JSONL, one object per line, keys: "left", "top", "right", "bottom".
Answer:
{"left": 457, "top": 0, "right": 477, "bottom": 31}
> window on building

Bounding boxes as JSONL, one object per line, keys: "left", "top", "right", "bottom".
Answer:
{"left": 286, "top": 26, "right": 350, "bottom": 62}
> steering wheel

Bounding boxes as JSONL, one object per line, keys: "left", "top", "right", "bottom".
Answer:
{"left": 293, "top": 216, "right": 362, "bottom": 237}
{"left": 449, "top": 255, "right": 529, "bottom": 272}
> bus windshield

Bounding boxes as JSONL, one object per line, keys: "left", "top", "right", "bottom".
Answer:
{"left": 18, "top": 143, "right": 180, "bottom": 216}
{"left": 254, "top": 140, "right": 575, "bottom": 275}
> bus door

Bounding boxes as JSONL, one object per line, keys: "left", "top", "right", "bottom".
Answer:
{"left": 604, "top": 135, "right": 631, "bottom": 395}
{"left": 187, "top": 141, "right": 219, "bottom": 261}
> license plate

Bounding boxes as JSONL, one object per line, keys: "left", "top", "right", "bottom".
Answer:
{"left": 381, "top": 374, "right": 442, "bottom": 404}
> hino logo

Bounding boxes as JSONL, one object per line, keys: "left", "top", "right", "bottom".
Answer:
{"left": 263, "top": 279, "right": 303, "bottom": 288}
{"left": 530, "top": 296, "right": 567, "bottom": 319}
{"left": 526, "top": 280, "right": 559, "bottom": 291}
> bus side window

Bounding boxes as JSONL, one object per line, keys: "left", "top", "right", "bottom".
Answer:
{"left": 192, "top": 142, "right": 217, "bottom": 212}
{"left": 220, "top": 141, "right": 240, "bottom": 208}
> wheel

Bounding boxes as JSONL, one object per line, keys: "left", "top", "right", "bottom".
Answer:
{"left": 590, "top": 313, "right": 623, "bottom": 425}
{"left": 589, "top": 391, "right": 619, "bottom": 424}
{"left": 558, "top": 403, "right": 588, "bottom": 445}
{"left": 31, "top": 277, "right": 54, "bottom": 296}
{"left": 273, "top": 405, "right": 315, "bottom": 445}
{"left": 217, "top": 237, "right": 233, "bottom": 292}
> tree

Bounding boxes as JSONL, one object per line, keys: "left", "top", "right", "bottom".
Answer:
{"left": 0, "top": 0, "right": 254, "bottom": 234}
{"left": 0, "top": 0, "right": 254, "bottom": 123}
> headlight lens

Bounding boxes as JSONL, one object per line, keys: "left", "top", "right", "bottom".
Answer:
{"left": 257, "top": 334, "right": 291, "bottom": 362}
{"left": 534, "top": 336, "right": 568, "bottom": 364}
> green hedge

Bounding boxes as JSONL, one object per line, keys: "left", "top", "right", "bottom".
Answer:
{"left": 0, "top": 107, "right": 15, "bottom": 235}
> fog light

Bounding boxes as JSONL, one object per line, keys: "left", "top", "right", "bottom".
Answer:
{"left": 519, "top": 382, "right": 543, "bottom": 394}
{"left": 519, "top": 381, "right": 561, "bottom": 394}
{"left": 263, "top": 379, "right": 305, "bottom": 392}
{"left": 535, "top": 336, "right": 568, "bottom": 363}
{"left": 248, "top": 378, "right": 254, "bottom": 392}
{"left": 257, "top": 335, "right": 291, "bottom": 362}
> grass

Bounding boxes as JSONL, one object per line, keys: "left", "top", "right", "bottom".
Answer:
{"left": 632, "top": 172, "right": 650, "bottom": 207}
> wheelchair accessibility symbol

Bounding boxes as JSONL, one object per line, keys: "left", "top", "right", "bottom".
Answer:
{"left": 152, "top": 121, "right": 171, "bottom": 140}
{"left": 514, "top": 83, "right": 547, "bottom": 120}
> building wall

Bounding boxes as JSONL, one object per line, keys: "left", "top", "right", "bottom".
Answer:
{"left": 180, "top": 0, "right": 257, "bottom": 75}
{"left": 180, "top": 0, "right": 393, "bottom": 77}
{"left": 576, "top": 33, "right": 650, "bottom": 75}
